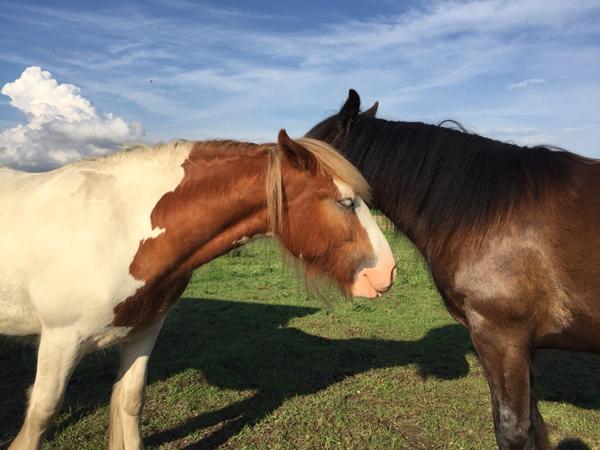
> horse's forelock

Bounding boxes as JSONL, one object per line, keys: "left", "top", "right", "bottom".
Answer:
{"left": 296, "top": 137, "right": 371, "bottom": 203}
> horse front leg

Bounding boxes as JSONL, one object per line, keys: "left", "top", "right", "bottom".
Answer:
{"left": 109, "top": 320, "right": 163, "bottom": 450}
{"left": 9, "top": 330, "right": 82, "bottom": 450}
{"left": 470, "top": 320, "right": 549, "bottom": 450}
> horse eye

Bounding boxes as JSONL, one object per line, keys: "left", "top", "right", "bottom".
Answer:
{"left": 339, "top": 197, "right": 355, "bottom": 209}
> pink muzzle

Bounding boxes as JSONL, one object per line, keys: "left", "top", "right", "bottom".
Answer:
{"left": 350, "top": 260, "right": 397, "bottom": 299}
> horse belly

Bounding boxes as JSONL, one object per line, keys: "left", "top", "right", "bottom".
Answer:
{"left": 0, "top": 284, "right": 41, "bottom": 335}
{"left": 0, "top": 226, "right": 136, "bottom": 340}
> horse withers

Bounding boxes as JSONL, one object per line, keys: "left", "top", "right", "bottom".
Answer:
{"left": 307, "top": 90, "right": 600, "bottom": 449}
{"left": 0, "top": 129, "right": 396, "bottom": 450}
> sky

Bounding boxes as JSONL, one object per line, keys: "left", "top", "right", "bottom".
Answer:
{"left": 1, "top": 0, "right": 599, "bottom": 170}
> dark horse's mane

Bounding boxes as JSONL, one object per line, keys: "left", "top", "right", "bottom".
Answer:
{"left": 320, "top": 115, "right": 596, "bottom": 250}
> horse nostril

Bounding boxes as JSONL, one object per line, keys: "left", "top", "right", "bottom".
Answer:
{"left": 391, "top": 265, "right": 398, "bottom": 282}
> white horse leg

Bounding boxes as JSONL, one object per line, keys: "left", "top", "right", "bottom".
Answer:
{"left": 109, "top": 320, "right": 163, "bottom": 450}
{"left": 9, "top": 330, "right": 82, "bottom": 450}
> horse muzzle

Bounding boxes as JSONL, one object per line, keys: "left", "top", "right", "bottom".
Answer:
{"left": 350, "top": 262, "right": 397, "bottom": 299}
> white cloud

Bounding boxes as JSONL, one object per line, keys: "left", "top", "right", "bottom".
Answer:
{"left": 506, "top": 78, "right": 546, "bottom": 90}
{"left": 0, "top": 66, "right": 143, "bottom": 171}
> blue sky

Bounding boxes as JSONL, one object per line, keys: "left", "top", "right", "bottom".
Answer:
{"left": 1, "top": 0, "right": 599, "bottom": 169}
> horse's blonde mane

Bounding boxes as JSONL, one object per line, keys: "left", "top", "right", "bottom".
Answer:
{"left": 265, "top": 146, "right": 283, "bottom": 234}
{"left": 75, "top": 137, "right": 369, "bottom": 237}
{"left": 119, "top": 140, "right": 195, "bottom": 162}
{"left": 296, "top": 137, "right": 371, "bottom": 203}
{"left": 63, "top": 140, "right": 196, "bottom": 169}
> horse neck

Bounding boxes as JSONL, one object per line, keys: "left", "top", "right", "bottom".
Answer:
{"left": 340, "top": 121, "right": 438, "bottom": 252}
{"left": 130, "top": 145, "right": 273, "bottom": 282}
{"left": 342, "top": 119, "right": 577, "bottom": 258}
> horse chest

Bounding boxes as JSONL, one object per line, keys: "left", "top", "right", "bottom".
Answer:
{"left": 112, "top": 272, "right": 192, "bottom": 334}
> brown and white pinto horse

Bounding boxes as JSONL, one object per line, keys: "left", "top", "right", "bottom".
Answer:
{"left": 0, "top": 129, "right": 395, "bottom": 450}
{"left": 307, "top": 90, "right": 600, "bottom": 450}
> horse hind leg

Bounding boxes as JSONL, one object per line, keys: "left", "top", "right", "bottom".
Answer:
{"left": 9, "top": 330, "right": 82, "bottom": 450}
{"left": 470, "top": 322, "right": 550, "bottom": 450}
{"left": 109, "top": 320, "right": 163, "bottom": 450}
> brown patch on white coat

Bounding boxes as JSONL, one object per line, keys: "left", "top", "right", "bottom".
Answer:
{"left": 113, "top": 131, "right": 395, "bottom": 333}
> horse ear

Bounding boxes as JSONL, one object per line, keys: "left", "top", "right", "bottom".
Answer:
{"left": 340, "top": 89, "right": 361, "bottom": 118}
{"left": 338, "top": 89, "right": 361, "bottom": 133}
{"left": 362, "top": 101, "right": 379, "bottom": 117}
{"left": 278, "top": 129, "right": 318, "bottom": 173}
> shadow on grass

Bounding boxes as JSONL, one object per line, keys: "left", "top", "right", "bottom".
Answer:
{"left": 0, "top": 298, "right": 470, "bottom": 449}
{"left": 145, "top": 298, "right": 471, "bottom": 449}
{"left": 556, "top": 439, "right": 592, "bottom": 450}
{"left": 1, "top": 297, "right": 599, "bottom": 449}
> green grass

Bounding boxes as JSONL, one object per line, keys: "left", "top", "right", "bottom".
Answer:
{"left": 1, "top": 232, "right": 600, "bottom": 449}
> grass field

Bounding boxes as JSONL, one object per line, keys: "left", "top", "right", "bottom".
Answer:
{"left": 1, "top": 231, "right": 600, "bottom": 449}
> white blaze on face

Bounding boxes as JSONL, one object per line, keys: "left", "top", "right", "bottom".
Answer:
{"left": 334, "top": 180, "right": 396, "bottom": 298}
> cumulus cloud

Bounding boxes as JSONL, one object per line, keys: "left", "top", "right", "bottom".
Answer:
{"left": 0, "top": 66, "right": 143, "bottom": 171}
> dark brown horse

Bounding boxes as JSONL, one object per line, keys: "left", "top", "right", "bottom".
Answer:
{"left": 307, "top": 90, "right": 600, "bottom": 450}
